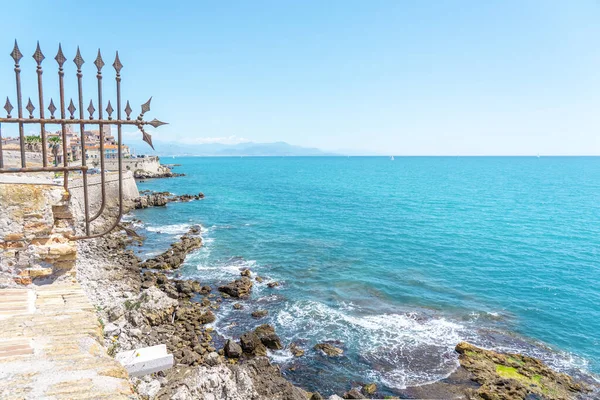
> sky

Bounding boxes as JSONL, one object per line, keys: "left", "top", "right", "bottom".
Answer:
{"left": 1, "top": 0, "right": 599, "bottom": 155}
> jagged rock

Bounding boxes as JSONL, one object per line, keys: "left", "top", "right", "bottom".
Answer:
{"left": 240, "top": 269, "right": 251, "bottom": 277}
{"left": 267, "top": 281, "right": 280, "bottom": 288}
{"left": 140, "top": 229, "right": 202, "bottom": 270}
{"left": 224, "top": 339, "right": 243, "bottom": 358}
{"left": 362, "top": 383, "right": 376, "bottom": 395}
{"left": 311, "top": 393, "right": 324, "bottom": 400}
{"left": 255, "top": 276, "right": 263, "bottom": 283}
{"left": 251, "top": 309, "right": 268, "bottom": 319}
{"left": 455, "top": 342, "right": 590, "bottom": 400}
{"left": 343, "top": 388, "right": 365, "bottom": 399}
{"left": 290, "top": 343, "right": 305, "bottom": 357}
{"left": 218, "top": 277, "right": 253, "bottom": 298}
{"left": 233, "top": 303, "right": 243, "bottom": 310}
{"left": 240, "top": 332, "right": 267, "bottom": 356}
{"left": 254, "top": 324, "right": 282, "bottom": 350}
{"left": 314, "top": 343, "right": 344, "bottom": 356}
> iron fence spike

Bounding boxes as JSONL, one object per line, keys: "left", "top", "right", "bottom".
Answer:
{"left": 26, "top": 98, "right": 35, "bottom": 117}
{"left": 94, "top": 49, "right": 105, "bottom": 71}
{"left": 125, "top": 101, "right": 132, "bottom": 120}
{"left": 148, "top": 118, "right": 168, "bottom": 128}
{"left": 140, "top": 127, "right": 155, "bottom": 150}
{"left": 88, "top": 100, "right": 96, "bottom": 118}
{"left": 106, "top": 100, "right": 114, "bottom": 118}
{"left": 4, "top": 97, "right": 14, "bottom": 117}
{"left": 10, "top": 40, "right": 23, "bottom": 63}
{"left": 55, "top": 44, "right": 66, "bottom": 67}
{"left": 74, "top": 46, "right": 85, "bottom": 69}
{"left": 68, "top": 99, "right": 76, "bottom": 118}
{"left": 140, "top": 97, "right": 152, "bottom": 116}
{"left": 113, "top": 51, "right": 123, "bottom": 73}
{"left": 32, "top": 41, "right": 45, "bottom": 65}
{"left": 48, "top": 98, "right": 57, "bottom": 118}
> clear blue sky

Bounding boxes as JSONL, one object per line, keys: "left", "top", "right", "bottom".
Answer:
{"left": 1, "top": 1, "right": 599, "bottom": 155}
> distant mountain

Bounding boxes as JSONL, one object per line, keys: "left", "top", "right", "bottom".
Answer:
{"left": 127, "top": 140, "right": 337, "bottom": 157}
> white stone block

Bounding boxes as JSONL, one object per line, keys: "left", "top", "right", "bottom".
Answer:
{"left": 115, "top": 344, "right": 173, "bottom": 377}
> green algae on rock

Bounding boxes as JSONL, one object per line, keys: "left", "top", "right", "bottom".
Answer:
{"left": 455, "top": 342, "right": 590, "bottom": 400}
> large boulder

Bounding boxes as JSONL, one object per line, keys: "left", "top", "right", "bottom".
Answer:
{"left": 240, "top": 332, "right": 267, "bottom": 356}
{"left": 254, "top": 324, "right": 282, "bottom": 350}
{"left": 218, "top": 277, "right": 253, "bottom": 298}
{"left": 224, "top": 339, "right": 243, "bottom": 358}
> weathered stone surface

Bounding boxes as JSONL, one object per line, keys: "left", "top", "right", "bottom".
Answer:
{"left": 218, "top": 276, "right": 253, "bottom": 298}
{"left": 314, "top": 342, "right": 344, "bottom": 356}
{"left": 254, "top": 324, "right": 282, "bottom": 350}
{"left": 343, "top": 388, "right": 365, "bottom": 399}
{"left": 140, "top": 228, "right": 202, "bottom": 270}
{"left": 455, "top": 341, "right": 590, "bottom": 400}
{"left": 361, "top": 383, "right": 376, "bottom": 395}
{"left": 224, "top": 339, "right": 243, "bottom": 358}
{"left": 251, "top": 309, "right": 268, "bottom": 319}
{"left": 240, "top": 332, "right": 267, "bottom": 356}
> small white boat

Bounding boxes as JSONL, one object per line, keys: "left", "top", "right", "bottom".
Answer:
{"left": 390, "top": 156, "right": 395, "bottom": 161}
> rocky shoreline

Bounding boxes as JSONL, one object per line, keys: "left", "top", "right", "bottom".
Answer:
{"left": 74, "top": 192, "right": 598, "bottom": 400}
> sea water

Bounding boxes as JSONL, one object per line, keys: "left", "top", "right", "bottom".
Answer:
{"left": 131, "top": 156, "right": 600, "bottom": 394}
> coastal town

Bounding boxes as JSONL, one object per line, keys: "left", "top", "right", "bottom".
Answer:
{"left": 1, "top": 126, "right": 132, "bottom": 165}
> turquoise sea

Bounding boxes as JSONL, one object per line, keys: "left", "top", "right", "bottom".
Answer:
{"left": 130, "top": 156, "right": 600, "bottom": 395}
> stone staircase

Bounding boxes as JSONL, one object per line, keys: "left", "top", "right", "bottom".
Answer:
{"left": 0, "top": 282, "right": 135, "bottom": 399}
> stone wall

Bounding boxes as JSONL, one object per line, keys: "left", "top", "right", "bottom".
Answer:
{"left": 101, "top": 156, "right": 167, "bottom": 175}
{"left": 0, "top": 171, "right": 140, "bottom": 286}
{"left": 0, "top": 183, "right": 76, "bottom": 285}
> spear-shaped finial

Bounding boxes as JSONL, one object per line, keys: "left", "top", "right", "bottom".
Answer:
{"left": 88, "top": 100, "right": 96, "bottom": 119}
{"left": 94, "top": 49, "right": 105, "bottom": 71}
{"left": 106, "top": 100, "right": 114, "bottom": 120}
{"left": 68, "top": 99, "right": 76, "bottom": 118}
{"left": 73, "top": 46, "right": 85, "bottom": 70}
{"left": 48, "top": 99, "right": 57, "bottom": 119}
{"left": 32, "top": 41, "right": 45, "bottom": 65}
{"left": 26, "top": 98, "right": 35, "bottom": 118}
{"left": 113, "top": 51, "right": 123, "bottom": 73}
{"left": 55, "top": 43, "right": 66, "bottom": 67}
{"left": 10, "top": 40, "right": 23, "bottom": 64}
{"left": 4, "top": 97, "right": 14, "bottom": 118}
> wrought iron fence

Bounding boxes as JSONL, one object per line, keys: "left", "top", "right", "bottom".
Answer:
{"left": 0, "top": 40, "right": 167, "bottom": 239}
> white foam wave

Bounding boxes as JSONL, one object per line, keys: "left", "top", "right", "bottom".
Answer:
{"left": 145, "top": 223, "right": 191, "bottom": 235}
{"left": 275, "top": 300, "right": 465, "bottom": 389}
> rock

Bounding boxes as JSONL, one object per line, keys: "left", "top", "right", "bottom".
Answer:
{"left": 204, "top": 351, "right": 221, "bottom": 366}
{"left": 224, "top": 339, "right": 243, "bottom": 358}
{"left": 267, "top": 281, "right": 280, "bottom": 288}
{"left": 218, "top": 277, "right": 253, "bottom": 298}
{"left": 254, "top": 324, "right": 282, "bottom": 350}
{"left": 314, "top": 343, "right": 344, "bottom": 357}
{"left": 251, "top": 309, "right": 268, "bottom": 319}
{"left": 255, "top": 276, "right": 263, "bottom": 283}
{"left": 328, "top": 396, "right": 345, "bottom": 400}
{"left": 107, "top": 305, "right": 124, "bottom": 322}
{"left": 241, "top": 269, "right": 251, "bottom": 277}
{"left": 455, "top": 341, "right": 590, "bottom": 400}
{"left": 310, "top": 393, "right": 323, "bottom": 400}
{"left": 343, "top": 388, "right": 365, "bottom": 399}
{"left": 135, "top": 379, "right": 161, "bottom": 398}
{"left": 362, "top": 383, "right": 376, "bottom": 395}
{"left": 140, "top": 229, "right": 202, "bottom": 270}
{"left": 240, "top": 332, "right": 267, "bottom": 356}
{"left": 290, "top": 343, "right": 305, "bottom": 357}
{"left": 103, "top": 322, "right": 120, "bottom": 337}
{"left": 233, "top": 303, "right": 243, "bottom": 310}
